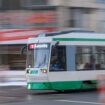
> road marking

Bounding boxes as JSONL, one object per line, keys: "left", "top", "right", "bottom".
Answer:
{"left": 56, "top": 100, "right": 102, "bottom": 105}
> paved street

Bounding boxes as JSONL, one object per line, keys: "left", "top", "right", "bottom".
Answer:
{"left": 0, "top": 86, "right": 102, "bottom": 105}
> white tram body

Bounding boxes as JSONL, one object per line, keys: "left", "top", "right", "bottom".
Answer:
{"left": 26, "top": 31, "right": 105, "bottom": 90}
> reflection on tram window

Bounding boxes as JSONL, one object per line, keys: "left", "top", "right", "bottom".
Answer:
{"left": 27, "top": 43, "right": 50, "bottom": 68}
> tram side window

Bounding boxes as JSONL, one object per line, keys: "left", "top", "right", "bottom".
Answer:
{"left": 76, "top": 46, "right": 94, "bottom": 70}
{"left": 49, "top": 46, "right": 66, "bottom": 71}
{"left": 95, "top": 46, "right": 105, "bottom": 70}
{"left": 76, "top": 46, "right": 105, "bottom": 70}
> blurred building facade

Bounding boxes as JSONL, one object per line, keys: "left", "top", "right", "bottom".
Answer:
{"left": 48, "top": 0, "right": 105, "bottom": 33}
{"left": 0, "top": 0, "right": 105, "bottom": 70}
{"left": 0, "top": 0, "right": 105, "bottom": 32}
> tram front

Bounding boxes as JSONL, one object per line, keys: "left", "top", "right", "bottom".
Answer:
{"left": 26, "top": 42, "right": 51, "bottom": 90}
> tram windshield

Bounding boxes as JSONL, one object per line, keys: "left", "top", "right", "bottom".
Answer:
{"left": 27, "top": 43, "right": 50, "bottom": 68}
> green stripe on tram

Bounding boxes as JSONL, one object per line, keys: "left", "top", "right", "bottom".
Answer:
{"left": 53, "top": 38, "right": 105, "bottom": 42}
{"left": 27, "top": 81, "right": 96, "bottom": 90}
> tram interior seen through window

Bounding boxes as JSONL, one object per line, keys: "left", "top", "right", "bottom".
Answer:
{"left": 76, "top": 46, "right": 105, "bottom": 70}
{"left": 50, "top": 45, "right": 66, "bottom": 71}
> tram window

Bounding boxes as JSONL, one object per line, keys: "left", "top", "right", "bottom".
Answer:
{"left": 49, "top": 46, "right": 66, "bottom": 72}
{"left": 76, "top": 46, "right": 105, "bottom": 70}
{"left": 95, "top": 46, "right": 105, "bottom": 70}
{"left": 76, "top": 46, "right": 95, "bottom": 70}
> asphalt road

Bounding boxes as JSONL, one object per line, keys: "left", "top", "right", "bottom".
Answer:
{"left": 0, "top": 86, "right": 102, "bottom": 105}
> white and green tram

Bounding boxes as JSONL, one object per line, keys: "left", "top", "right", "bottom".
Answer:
{"left": 26, "top": 31, "right": 105, "bottom": 91}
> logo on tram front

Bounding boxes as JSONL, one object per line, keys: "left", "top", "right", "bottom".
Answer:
{"left": 30, "top": 70, "right": 38, "bottom": 74}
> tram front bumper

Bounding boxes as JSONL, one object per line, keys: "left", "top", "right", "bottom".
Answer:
{"left": 27, "top": 82, "right": 52, "bottom": 90}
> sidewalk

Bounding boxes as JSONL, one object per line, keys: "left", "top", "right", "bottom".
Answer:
{"left": 0, "top": 70, "right": 26, "bottom": 86}
{"left": 0, "top": 81, "right": 26, "bottom": 86}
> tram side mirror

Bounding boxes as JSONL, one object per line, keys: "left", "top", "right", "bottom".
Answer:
{"left": 52, "top": 41, "right": 59, "bottom": 56}
{"left": 55, "top": 41, "right": 59, "bottom": 46}
{"left": 54, "top": 41, "right": 59, "bottom": 50}
{"left": 21, "top": 45, "right": 27, "bottom": 55}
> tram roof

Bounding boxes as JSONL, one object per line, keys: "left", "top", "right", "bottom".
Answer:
{"left": 28, "top": 28, "right": 105, "bottom": 44}
{"left": 28, "top": 32, "right": 105, "bottom": 44}
{"left": 39, "top": 29, "right": 94, "bottom": 37}
{"left": 51, "top": 32, "right": 105, "bottom": 39}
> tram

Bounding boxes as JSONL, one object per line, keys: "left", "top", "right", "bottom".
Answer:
{"left": 26, "top": 30, "right": 105, "bottom": 91}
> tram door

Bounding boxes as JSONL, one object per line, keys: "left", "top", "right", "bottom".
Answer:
{"left": 48, "top": 45, "right": 66, "bottom": 89}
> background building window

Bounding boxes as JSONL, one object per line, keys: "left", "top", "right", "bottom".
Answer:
{"left": 69, "top": 8, "right": 91, "bottom": 28}
{"left": 21, "top": 0, "right": 48, "bottom": 7}
{"left": 96, "top": 0, "right": 105, "bottom": 3}
{"left": 2, "top": 0, "right": 20, "bottom": 10}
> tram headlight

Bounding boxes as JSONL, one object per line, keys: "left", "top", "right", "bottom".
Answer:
{"left": 41, "top": 69, "right": 47, "bottom": 73}
{"left": 28, "top": 84, "right": 31, "bottom": 89}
